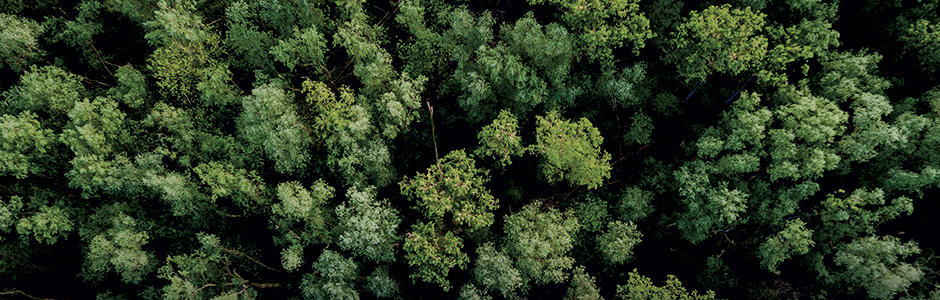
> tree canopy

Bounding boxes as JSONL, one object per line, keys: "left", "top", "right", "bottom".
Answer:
{"left": 2, "top": 0, "right": 940, "bottom": 299}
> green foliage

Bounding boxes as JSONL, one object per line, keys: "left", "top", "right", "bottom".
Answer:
{"left": 271, "top": 180, "right": 335, "bottom": 244}
{"left": 597, "top": 221, "right": 642, "bottom": 265}
{"left": 143, "top": 169, "right": 212, "bottom": 218}
{"left": 617, "top": 269, "right": 716, "bottom": 300}
{"left": 224, "top": 1, "right": 275, "bottom": 72}
{"left": 0, "top": 196, "right": 23, "bottom": 237}
{"left": 238, "top": 83, "right": 312, "bottom": 174}
{"left": 84, "top": 213, "right": 155, "bottom": 284}
{"left": 403, "top": 221, "right": 467, "bottom": 291}
{"left": 44, "top": 1, "right": 107, "bottom": 73}
{"left": 374, "top": 73, "right": 427, "bottom": 140}
{"left": 565, "top": 266, "right": 603, "bottom": 300}
{"left": 624, "top": 112, "right": 654, "bottom": 145}
{"left": 333, "top": 0, "right": 394, "bottom": 96}
{"left": 501, "top": 13, "right": 576, "bottom": 89}
{"left": 145, "top": 0, "right": 224, "bottom": 103}
{"left": 903, "top": 19, "right": 940, "bottom": 73}
{"left": 831, "top": 236, "right": 924, "bottom": 300}
{"left": 572, "top": 196, "right": 609, "bottom": 233}
{"left": 335, "top": 185, "right": 401, "bottom": 263}
{"left": 3, "top": 65, "right": 86, "bottom": 116}
{"left": 302, "top": 79, "right": 355, "bottom": 138}
{"left": 147, "top": 39, "right": 217, "bottom": 101}
{"left": 759, "top": 219, "right": 814, "bottom": 274}
{"left": 531, "top": 110, "right": 612, "bottom": 189}
{"left": 504, "top": 202, "right": 580, "bottom": 285}
{"left": 302, "top": 249, "right": 361, "bottom": 300}
{"left": 0, "top": 112, "right": 54, "bottom": 179}
{"left": 816, "top": 52, "right": 899, "bottom": 164}
{"left": 528, "top": 0, "right": 652, "bottom": 63}
{"left": 473, "top": 243, "right": 523, "bottom": 298}
{"left": 459, "top": 283, "right": 493, "bottom": 300}
{"left": 3, "top": 0, "right": 940, "bottom": 298}
{"left": 303, "top": 79, "right": 398, "bottom": 186}
{"left": 269, "top": 26, "right": 328, "bottom": 72}
{"left": 366, "top": 266, "right": 399, "bottom": 299}
{"left": 400, "top": 149, "right": 498, "bottom": 230}
{"left": 665, "top": 4, "right": 768, "bottom": 81}
{"left": 280, "top": 243, "right": 304, "bottom": 273}
{"left": 768, "top": 85, "right": 848, "bottom": 181}
{"left": 617, "top": 186, "right": 654, "bottom": 222}
{"left": 815, "top": 188, "right": 913, "bottom": 242}
{"left": 61, "top": 96, "right": 130, "bottom": 157}
{"left": 0, "top": 13, "right": 44, "bottom": 72}
{"left": 476, "top": 110, "right": 524, "bottom": 168}
{"left": 673, "top": 160, "right": 748, "bottom": 244}
{"left": 395, "top": 0, "right": 445, "bottom": 76}
{"left": 159, "top": 233, "right": 260, "bottom": 300}
{"left": 16, "top": 205, "right": 73, "bottom": 245}
{"left": 109, "top": 65, "right": 150, "bottom": 109}
{"left": 193, "top": 161, "right": 267, "bottom": 213}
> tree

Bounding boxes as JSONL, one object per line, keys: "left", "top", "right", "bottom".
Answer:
{"left": 269, "top": 26, "right": 328, "bottom": 73}
{"left": 0, "top": 13, "right": 44, "bottom": 73}
{"left": 238, "top": 83, "right": 312, "bottom": 174}
{"left": 400, "top": 149, "right": 499, "bottom": 231}
{"left": 2, "top": 65, "right": 86, "bottom": 117}
{"left": 224, "top": 1, "right": 276, "bottom": 73}
{"left": 531, "top": 110, "right": 612, "bottom": 189}
{"left": 403, "top": 221, "right": 468, "bottom": 291}
{"left": 672, "top": 160, "right": 748, "bottom": 244}
{"left": 0, "top": 112, "right": 54, "bottom": 179}
{"left": 476, "top": 110, "right": 524, "bottom": 168}
{"left": 902, "top": 19, "right": 940, "bottom": 73}
{"left": 665, "top": 4, "right": 767, "bottom": 82}
{"left": 270, "top": 180, "right": 335, "bottom": 248}
{"left": 82, "top": 211, "right": 155, "bottom": 284}
{"left": 758, "top": 219, "right": 814, "bottom": 274}
{"left": 565, "top": 266, "right": 604, "bottom": 300}
{"left": 597, "top": 221, "right": 642, "bottom": 265}
{"left": 301, "top": 249, "right": 361, "bottom": 300}
{"left": 528, "top": 0, "right": 652, "bottom": 65}
{"left": 617, "top": 269, "right": 716, "bottom": 300}
{"left": 827, "top": 236, "right": 923, "bottom": 300}
{"left": 335, "top": 185, "right": 401, "bottom": 263}
{"left": 504, "top": 202, "right": 580, "bottom": 285}
{"left": 473, "top": 243, "right": 524, "bottom": 298}
{"left": 365, "top": 266, "right": 399, "bottom": 299}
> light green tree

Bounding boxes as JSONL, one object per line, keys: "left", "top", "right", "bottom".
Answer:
{"left": 3, "top": 65, "right": 86, "bottom": 117}
{"left": 400, "top": 149, "right": 498, "bottom": 231}
{"left": 829, "top": 236, "right": 924, "bottom": 300}
{"left": 617, "top": 269, "right": 716, "bottom": 300}
{"left": 665, "top": 4, "right": 767, "bottom": 82}
{"left": 527, "top": 0, "right": 652, "bottom": 64}
{"left": 504, "top": 202, "right": 580, "bottom": 285}
{"left": 301, "top": 249, "right": 361, "bottom": 300}
{"left": 565, "top": 266, "right": 604, "bottom": 300}
{"left": 403, "top": 221, "right": 468, "bottom": 291}
{"left": 83, "top": 212, "right": 155, "bottom": 284}
{"left": 335, "top": 185, "right": 401, "bottom": 263}
{"left": 476, "top": 110, "right": 524, "bottom": 168}
{"left": 531, "top": 110, "right": 611, "bottom": 189}
{"left": 597, "top": 220, "right": 642, "bottom": 265}
{"left": 0, "top": 112, "right": 55, "bottom": 179}
{"left": 758, "top": 219, "right": 814, "bottom": 274}
{"left": 238, "top": 83, "right": 312, "bottom": 174}
{"left": 473, "top": 243, "right": 524, "bottom": 298}
{"left": 0, "top": 13, "right": 44, "bottom": 72}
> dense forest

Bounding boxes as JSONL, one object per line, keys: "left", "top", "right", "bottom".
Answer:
{"left": 1, "top": 0, "right": 940, "bottom": 299}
